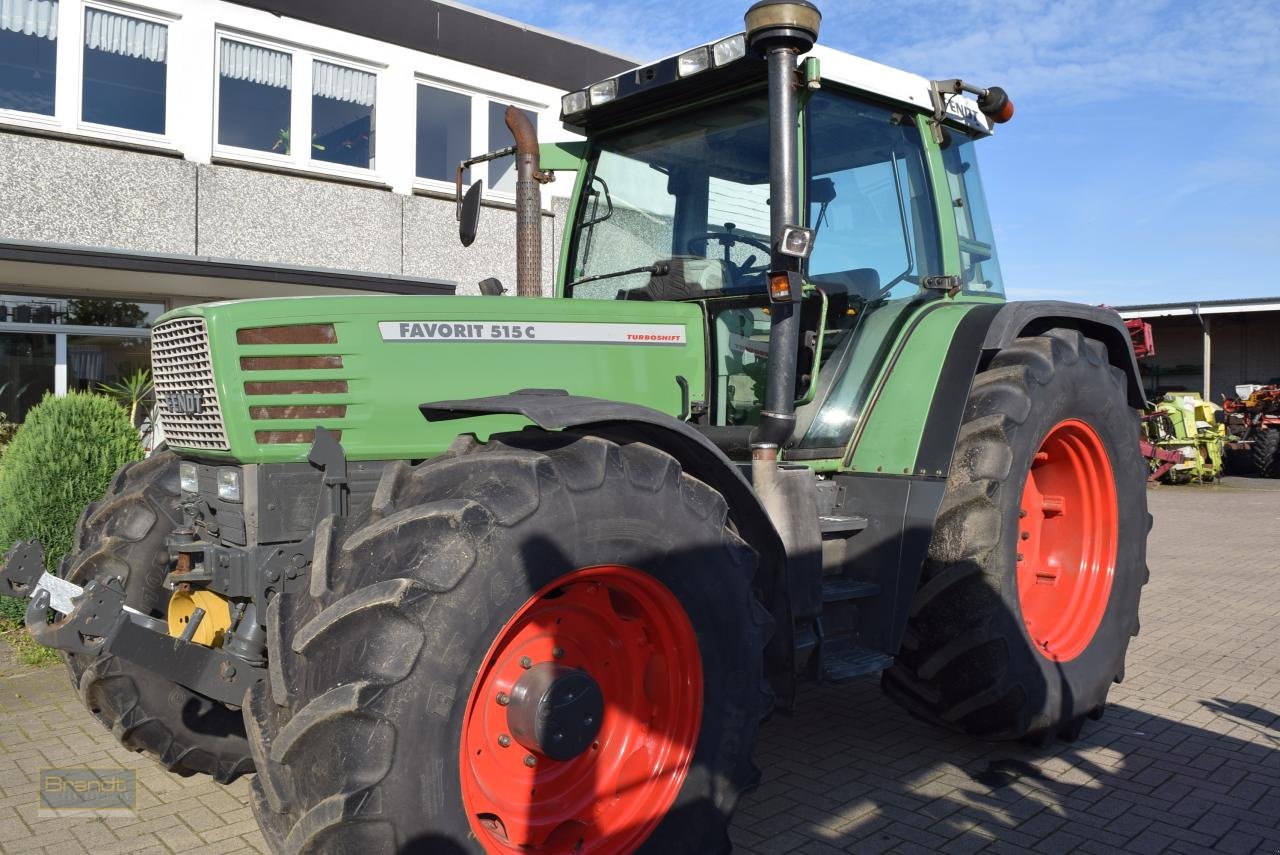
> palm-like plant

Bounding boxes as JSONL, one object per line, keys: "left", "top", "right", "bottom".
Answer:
{"left": 98, "top": 369, "right": 154, "bottom": 427}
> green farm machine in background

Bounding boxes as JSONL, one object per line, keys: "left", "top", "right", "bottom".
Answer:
{"left": 1139, "top": 392, "right": 1225, "bottom": 483}
{"left": 2, "top": 3, "right": 1151, "bottom": 852}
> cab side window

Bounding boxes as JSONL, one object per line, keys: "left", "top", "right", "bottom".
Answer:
{"left": 806, "top": 93, "right": 942, "bottom": 302}
{"left": 941, "top": 136, "right": 1005, "bottom": 294}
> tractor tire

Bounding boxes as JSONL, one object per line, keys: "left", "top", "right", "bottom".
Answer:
{"left": 247, "top": 433, "right": 771, "bottom": 854}
{"left": 64, "top": 451, "right": 254, "bottom": 782}
{"left": 883, "top": 329, "right": 1149, "bottom": 742}
{"left": 1251, "top": 430, "right": 1279, "bottom": 477}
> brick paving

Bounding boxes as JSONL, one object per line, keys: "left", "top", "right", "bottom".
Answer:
{"left": 0, "top": 483, "right": 1276, "bottom": 853}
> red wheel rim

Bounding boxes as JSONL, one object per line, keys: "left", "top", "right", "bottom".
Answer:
{"left": 1017, "top": 419, "right": 1119, "bottom": 662}
{"left": 460, "top": 566, "right": 703, "bottom": 853}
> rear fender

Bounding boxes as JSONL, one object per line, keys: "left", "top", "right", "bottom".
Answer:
{"left": 982, "top": 301, "right": 1147, "bottom": 408}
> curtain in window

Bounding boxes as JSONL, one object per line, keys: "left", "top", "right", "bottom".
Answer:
{"left": 83, "top": 8, "right": 165, "bottom": 62}
{"left": 313, "top": 61, "right": 375, "bottom": 107}
{"left": 220, "top": 39, "right": 291, "bottom": 89}
{"left": 0, "top": 0, "right": 58, "bottom": 39}
{"left": 68, "top": 347, "right": 103, "bottom": 383}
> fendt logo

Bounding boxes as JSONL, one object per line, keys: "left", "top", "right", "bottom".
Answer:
{"left": 165, "top": 391, "right": 204, "bottom": 416}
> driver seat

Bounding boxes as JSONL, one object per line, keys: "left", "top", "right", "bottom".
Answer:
{"left": 619, "top": 256, "right": 728, "bottom": 301}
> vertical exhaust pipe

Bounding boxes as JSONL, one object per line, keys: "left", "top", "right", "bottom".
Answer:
{"left": 506, "top": 105, "right": 544, "bottom": 297}
{"left": 746, "top": 1, "right": 821, "bottom": 450}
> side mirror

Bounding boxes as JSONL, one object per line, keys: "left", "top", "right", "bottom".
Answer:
{"left": 809, "top": 177, "right": 837, "bottom": 205}
{"left": 459, "top": 180, "right": 483, "bottom": 247}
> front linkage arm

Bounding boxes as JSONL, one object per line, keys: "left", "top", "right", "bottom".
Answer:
{"left": 0, "top": 539, "right": 263, "bottom": 706}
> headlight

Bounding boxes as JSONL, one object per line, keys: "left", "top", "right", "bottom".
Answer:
{"left": 216, "top": 468, "right": 242, "bottom": 503}
{"left": 588, "top": 79, "right": 618, "bottom": 107}
{"left": 561, "top": 89, "right": 589, "bottom": 117}
{"left": 677, "top": 46, "right": 710, "bottom": 77}
{"left": 712, "top": 34, "right": 747, "bottom": 66}
{"left": 179, "top": 462, "right": 199, "bottom": 494}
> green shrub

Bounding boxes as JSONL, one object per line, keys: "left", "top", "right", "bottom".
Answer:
{"left": 0, "top": 392, "right": 143, "bottom": 581}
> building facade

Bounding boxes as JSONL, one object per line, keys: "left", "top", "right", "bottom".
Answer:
{"left": 0, "top": 0, "right": 632, "bottom": 420}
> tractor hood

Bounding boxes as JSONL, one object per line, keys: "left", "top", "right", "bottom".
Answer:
{"left": 151, "top": 295, "right": 706, "bottom": 464}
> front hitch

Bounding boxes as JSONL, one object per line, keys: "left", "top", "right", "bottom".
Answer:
{"left": 0, "top": 539, "right": 264, "bottom": 706}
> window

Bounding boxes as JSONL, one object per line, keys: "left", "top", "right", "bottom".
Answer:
{"left": 488, "top": 101, "right": 536, "bottom": 193}
{"left": 0, "top": 292, "right": 160, "bottom": 422}
{"left": 215, "top": 34, "right": 378, "bottom": 172}
{"left": 311, "top": 60, "right": 374, "bottom": 169}
{"left": 416, "top": 83, "right": 471, "bottom": 183}
{"left": 217, "top": 38, "right": 291, "bottom": 154}
{"left": 81, "top": 6, "right": 167, "bottom": 134}
{"left": 0, "top": 333, "right": 55, "bottom": 421}
{"left": 68, "top": 333, "right": 149, "bottom": 392}
{"left": 941, "top": 135, "right": 1005, "bottom": 294}
{"left": 806, "top": 95, "right": 941, "bottom": 301}
{"left": 797, "top": 91, "right": 944, "bottom": 450}
{"left": 567, "top": 94, "right": 772, "bottom": 300}
{"left": 0, "top": 0, "right": 58, "bottom": 116}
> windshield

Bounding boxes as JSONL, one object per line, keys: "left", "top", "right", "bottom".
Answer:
{"left": 567, "top": 94, "right": 771, "bottom": 300}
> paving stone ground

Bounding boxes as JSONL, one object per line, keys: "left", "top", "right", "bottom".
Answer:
{"left": 0, "top": 482, "right": 1277, "bottom": 854}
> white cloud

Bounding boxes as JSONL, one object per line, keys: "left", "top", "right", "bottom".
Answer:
{"left": 466, "top": 0, "right": 1280, "bottom": 105}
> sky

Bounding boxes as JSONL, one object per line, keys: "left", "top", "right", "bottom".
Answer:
{"left": 466, "top": 0, "right": 1280, "bottom": 307}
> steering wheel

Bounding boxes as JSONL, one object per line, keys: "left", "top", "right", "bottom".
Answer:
{"left": 686, "top": 229, "right": 773, "bottom": 283}
{"left": 686, "top": 229, "right": 772, "bottom": 256}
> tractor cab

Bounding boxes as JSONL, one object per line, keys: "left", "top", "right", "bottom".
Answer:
{"left": 533, "top": 21, "right": 1011, "bottom": 459}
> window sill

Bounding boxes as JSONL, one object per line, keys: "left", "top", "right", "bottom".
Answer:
{"left": 0, "top": 119, "right": 184, "bottom": 158}
{"left": 210, "top": 155, "right": 394, "bottom": 191}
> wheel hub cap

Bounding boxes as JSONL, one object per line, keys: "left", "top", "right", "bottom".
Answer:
{"left": 507, "top": 663, "right": 604, "bottom": 761}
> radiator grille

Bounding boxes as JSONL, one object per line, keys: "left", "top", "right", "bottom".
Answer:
{"left": 151, "top": 317, "right": 230, "bottom": 451}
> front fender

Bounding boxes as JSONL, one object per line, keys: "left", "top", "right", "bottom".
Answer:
{"left": 421, "top": 389, "right": 797, "bottom": 703}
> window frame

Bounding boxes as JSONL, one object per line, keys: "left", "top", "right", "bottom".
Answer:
{"left": 0, "top": 0, "right": 181, "bottom": 150}
{"left": 74, "top": 0, "right": 178, "bottom": 145}
{"left": 411, "top": 73, "right": 545, "bottom": 204}
{"left": 211, "top": 27, "right": 384, "bottom": 182}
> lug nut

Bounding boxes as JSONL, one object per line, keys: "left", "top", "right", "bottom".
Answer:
{"left": 523, "top": 754, "right": 537, "bottom": 768}
{"left": 497, "top": 734, "right": 511, "bottom": 748}
{"left": 520, "top": 656, "right": 532, "bottom": 669}
{"left": 1020, "top": 531, "right": 1030, "bottom": 540}
{"left": 552, "top": 647, "right": 564, "bottom": 659}
{"left": 496, "top": 692, "right": 510, "bottom": 706}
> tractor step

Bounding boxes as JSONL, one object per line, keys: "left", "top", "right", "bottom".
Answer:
{"left": 821, "top": 647, "right": 894, "bottom": 682}
{"left": 818, "top": 514, "right": 869, "bottom": 535}
{"left": 821, "top": 578, "right": 880, "bottom": 602}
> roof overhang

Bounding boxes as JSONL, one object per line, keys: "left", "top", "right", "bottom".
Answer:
{"left": 1115, "top": 298, "right": 1280, "bottom": 319}
{"left": 0, "top": 239, "right": 455, "bottom": 301}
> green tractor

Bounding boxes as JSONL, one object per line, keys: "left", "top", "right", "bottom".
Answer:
{"left": 2, "top": 3, "right": 1149, "bottom": 852}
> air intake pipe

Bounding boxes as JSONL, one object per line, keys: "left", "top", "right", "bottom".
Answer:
{"left": 506, "top": 106, "right": 544, "bottom": 297}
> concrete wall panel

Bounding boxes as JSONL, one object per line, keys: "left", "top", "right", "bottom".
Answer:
{"left": 196, "top": 165, "right": 402, "bottom": 274}
{"left": 402, "top": 194, "right": 558, "bottom": 296}
{"left": 0, "top": 134, "right": 196, "bottom": 254}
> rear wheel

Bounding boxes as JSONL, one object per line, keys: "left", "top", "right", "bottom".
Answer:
{"left": 65, "top": 451, "right": 253, "bottom": 781}
{"left": 884, "top": 329, "right": 1149, "bottom": 741}
{"left": 247, "top": 433, "right": 770, "bottom": 853}
{"left": 1251, "top": 429, "right": 1279, "bottom": 477}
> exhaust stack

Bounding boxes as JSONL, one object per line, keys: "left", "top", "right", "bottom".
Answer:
{"left": 506, "top": 106, "right": 544, "bottom": 297}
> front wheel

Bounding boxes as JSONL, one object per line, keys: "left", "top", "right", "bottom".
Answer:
{"left": 247, "top": 433, "right": 771, "bottom": 853}
{"left": 884, "top": 329, "right": 1149, "bottom": 741}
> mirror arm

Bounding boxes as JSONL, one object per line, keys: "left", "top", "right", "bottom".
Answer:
{"left": 454, "top": 145, "right": 518, "bottom": 220}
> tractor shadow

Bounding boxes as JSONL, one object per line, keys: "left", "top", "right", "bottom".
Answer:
{"left": 733, "top": 674, "right": 1280, "bottom": 852}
